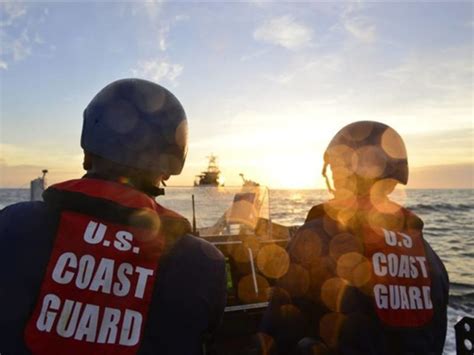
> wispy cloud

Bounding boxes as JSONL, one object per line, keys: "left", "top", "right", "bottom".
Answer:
{"left": 240, "top": 48, "right": 269, "bottom": 62}
{"left": 12, "top": 29, "right": 31, "bottom": 60}
{"left": 132, "top": 1, "right": 187, "bottom": 53}
{"left": 143, "top": 0, "right": 164, "bottom": 20}
{"left": 158, "top": 25, "right": 170, "bottom": 51}
{"left": 130, "top": 4, "right": 187, "bottom": 83}
{"left": 405, "top": 128, "right": 474, "bottom": 167}
{"left": 380, "top": 46, "right": 472, "bottom": 97}
{"left": 0, "top": 29, "right": 32, "bottom": 69}
{"left": 253, "top": 15, "right": 312, "bottom": 50}
{"left": 131, "top": 60, "right": 183, "bottom": 84}
{"left": 0, "top": 2, "right": 28, "bottom": 69}
{"left": 265, "top": 54, "right": 342, "bottom": 84}
{"left": 409, "top": 163, "right": 473, "bottom": 189}
{"left": 0, "top": 1, "right": 27, "bottom": 27}
{"left": 344, "top": 17, "right": 376, "bottom": 43}
{"left": 157, "top": 14, "right": 188, "bottom": 52}
{"left": 0, "top": 2, "right": 48, "bottom": 70}
{"left": 340, "top": 2, "right": 376, "bottom": 43}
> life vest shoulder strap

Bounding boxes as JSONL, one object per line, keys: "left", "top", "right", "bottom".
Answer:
{"left": 44, "top": 179, "right": 191, "bottom": 234}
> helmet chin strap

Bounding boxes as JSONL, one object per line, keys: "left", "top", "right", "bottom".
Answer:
{"left": 322, "top": 163, "right": 335, "bottom": 195}
{"left": 147, "top": 186, "right": 165, "bottom": 197}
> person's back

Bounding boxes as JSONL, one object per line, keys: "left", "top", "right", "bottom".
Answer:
{"left": 261, "top": 121, "right": 449, "bottom": 355}
{"left": 0, "top": 79, "right": 226, "bottom": 354}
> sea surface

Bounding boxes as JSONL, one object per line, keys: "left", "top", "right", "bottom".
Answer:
{"left": 1, "top": 187, "right": 472, "bottom": 354}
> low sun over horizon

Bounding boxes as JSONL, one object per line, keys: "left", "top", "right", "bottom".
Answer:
{"left": 1, "top": 2, "right": 472, "bottom": 190}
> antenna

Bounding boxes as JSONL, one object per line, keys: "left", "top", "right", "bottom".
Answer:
{"left": 192, "top": 194, "right": 197, "bottom": 234}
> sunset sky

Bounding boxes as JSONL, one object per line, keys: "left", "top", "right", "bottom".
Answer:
{"left": 0, "top": 1, "right": 472, "bottom": 189}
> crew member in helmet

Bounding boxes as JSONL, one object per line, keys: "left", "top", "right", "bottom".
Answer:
{"left": 0, "top": 79, "right": 226, "bottom": 354}
{"left": 260, "top": 121, "right": 449, "bottom": 354}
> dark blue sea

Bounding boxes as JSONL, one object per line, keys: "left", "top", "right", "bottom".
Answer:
{"left": 1, "top": 187, "right": 472, "bottom": 354}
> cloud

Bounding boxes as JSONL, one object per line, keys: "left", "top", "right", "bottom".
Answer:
{"left": 405, "top": 128, "right": 474, "bottom": 167}
{"left": 253, "top": 15, "right": 312, "bottom": 50}
{"left": 131, "top": 60, "right": 183, "bottom": 84}
{"left": 0, "top": 1, "right": 27, "bottom": 27}
{"left": 267, "top": 53, "right": 344, "bottom": 84}
{"left": 344, "top": 17, "right": 376, "bottom": 43}
{"left": 240, "top": 48, "right": 269, "bottom": 62}
{"left": 33, "top": 33, "right": 44, "bottom": 44}
{"left": 0, "top": 2, "right": 30, "bottom": 68}
{"left": 0, "top": 28, "right": 32, "bottom": 69}
{"left": 157, "top": 13, "right": 188, "bottom": 52}
{"left": 158, "top": 25, "right": 170, "bottom": 51}
{"left": 248, "top": 0, "right": 270, "bottom": 8}
{"left": 143, "top": 0, "right": 164, "bottom": 20}
{"left": 372, "top": 45, "right": 473, "bottom": 124}
{"left": 0, "top": 2, "right": 47, "bottom": 69}
{"left": 0, "top": 143, "right": 83, "bottom": 188}
{"left": 129, "top": 4, "right": 188, "bottom": 84}
{"left": 12, "top": 29, "right": 31, "bottom": 60}
{"left": 339, "top": 2, "right": 376, "bottom": 43}
{"left": 381, "top": 47, "right": 472, "bottom": 92}
{"left": 0, "top": 161, "right": 81, "bottom": 188}
{"left": 174, "top": 14, "right": 189, "bottom": 22}
{"left": 132, "top": 1, "right": 187, "bottom": 52}
{"left": 409, "top": 163, "right": 473, "bottom": 189}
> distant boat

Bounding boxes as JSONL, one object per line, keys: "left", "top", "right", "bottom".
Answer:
{"left": 194, "top": 155, "right": 224, "bottom": 186}
{"left": 30, "top": 169, "right": 48, "bottom": 201}
{"left": 239, "top": 173, "right": 259, "bottom": 187}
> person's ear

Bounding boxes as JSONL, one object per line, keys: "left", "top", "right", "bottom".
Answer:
{"left": 83, "top": 151, "right": 92, "bottom": 171}
{"left": 159, "top": 174, "right": 170, "bottom": 187}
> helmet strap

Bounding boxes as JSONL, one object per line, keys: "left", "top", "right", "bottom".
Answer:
{"left": 143, "top": 185, "right": 165, "bottom": 197}
{"left": 322, "top": 163, "right": 335, "bottom": 195}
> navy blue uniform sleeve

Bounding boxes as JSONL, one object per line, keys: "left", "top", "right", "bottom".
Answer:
{"left": 424, "top": 240, "right": 449, "bottom": 354}
{"left": 260, "top": 222, "right": 323, "bottom": 354}
{"left": 139, "top": 234, "right": 226, "bottom": 355}
{"left": 0, "top": 202, "right": 57, "bottom": 354}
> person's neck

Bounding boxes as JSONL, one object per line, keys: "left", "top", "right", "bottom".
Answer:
{"left": 83, "top": 172, "right": 164, "bottom": 197}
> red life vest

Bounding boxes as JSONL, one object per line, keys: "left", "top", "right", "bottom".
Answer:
{"left": 363, "top": 221, "right": 434, "bottom": 327}
{"left": 24, "top": 179, "right": 190, "bottom": 354}
{"left": 307, "top": 199, "right": 434, "bottom": 328}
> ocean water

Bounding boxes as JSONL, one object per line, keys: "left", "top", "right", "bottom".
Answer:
{"left": 1, "top": 187, "right": 472, "bottom": 354}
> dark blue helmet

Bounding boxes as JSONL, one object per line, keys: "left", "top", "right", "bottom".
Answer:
{"left": 81, "top": 78, "right": 188, "bottom": 175}
{"left": 323, "top": 121, "right": 408, "bottom": 185}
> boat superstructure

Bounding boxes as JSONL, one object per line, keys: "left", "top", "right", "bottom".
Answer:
{"left": 239, "top": 173, "right": 259, "bottom": 187}
{"left": 194, "top": 155, "right": 224, "bottom": 186}
{"left": 30, "top": 169, "right": 48, "bottom": 201}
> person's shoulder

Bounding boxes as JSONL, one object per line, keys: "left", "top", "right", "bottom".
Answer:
{"left": 1, "top": 201, "right": 57, "bottom": 244}
{"left": 155, "top": 203, "right": 193, "bottom": 237}
{"left": 0, "top": 201, "right": 57, "bottom": 264}
{"left": 176, "top": 233, "right": 225, "bottom": 264}
{"left": 153, "top": 204, "right": 224, "bottom": 267}
{"left": 1, "top": 200, "right": 47, "bottom": 213}
{"left": 159, "top": 233, "right": 225, "bottom": 296}
{"left": 0, "top": 201, "right": 50, "bottom": 225}
{"left": 305, "top": 203, "right": 326, "bottom": 223}
{"left": 390, "top": 201, "right": 424, "bottom": 230}
{"left": 289, "top": 206, "right": 331, "bottom": 260}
